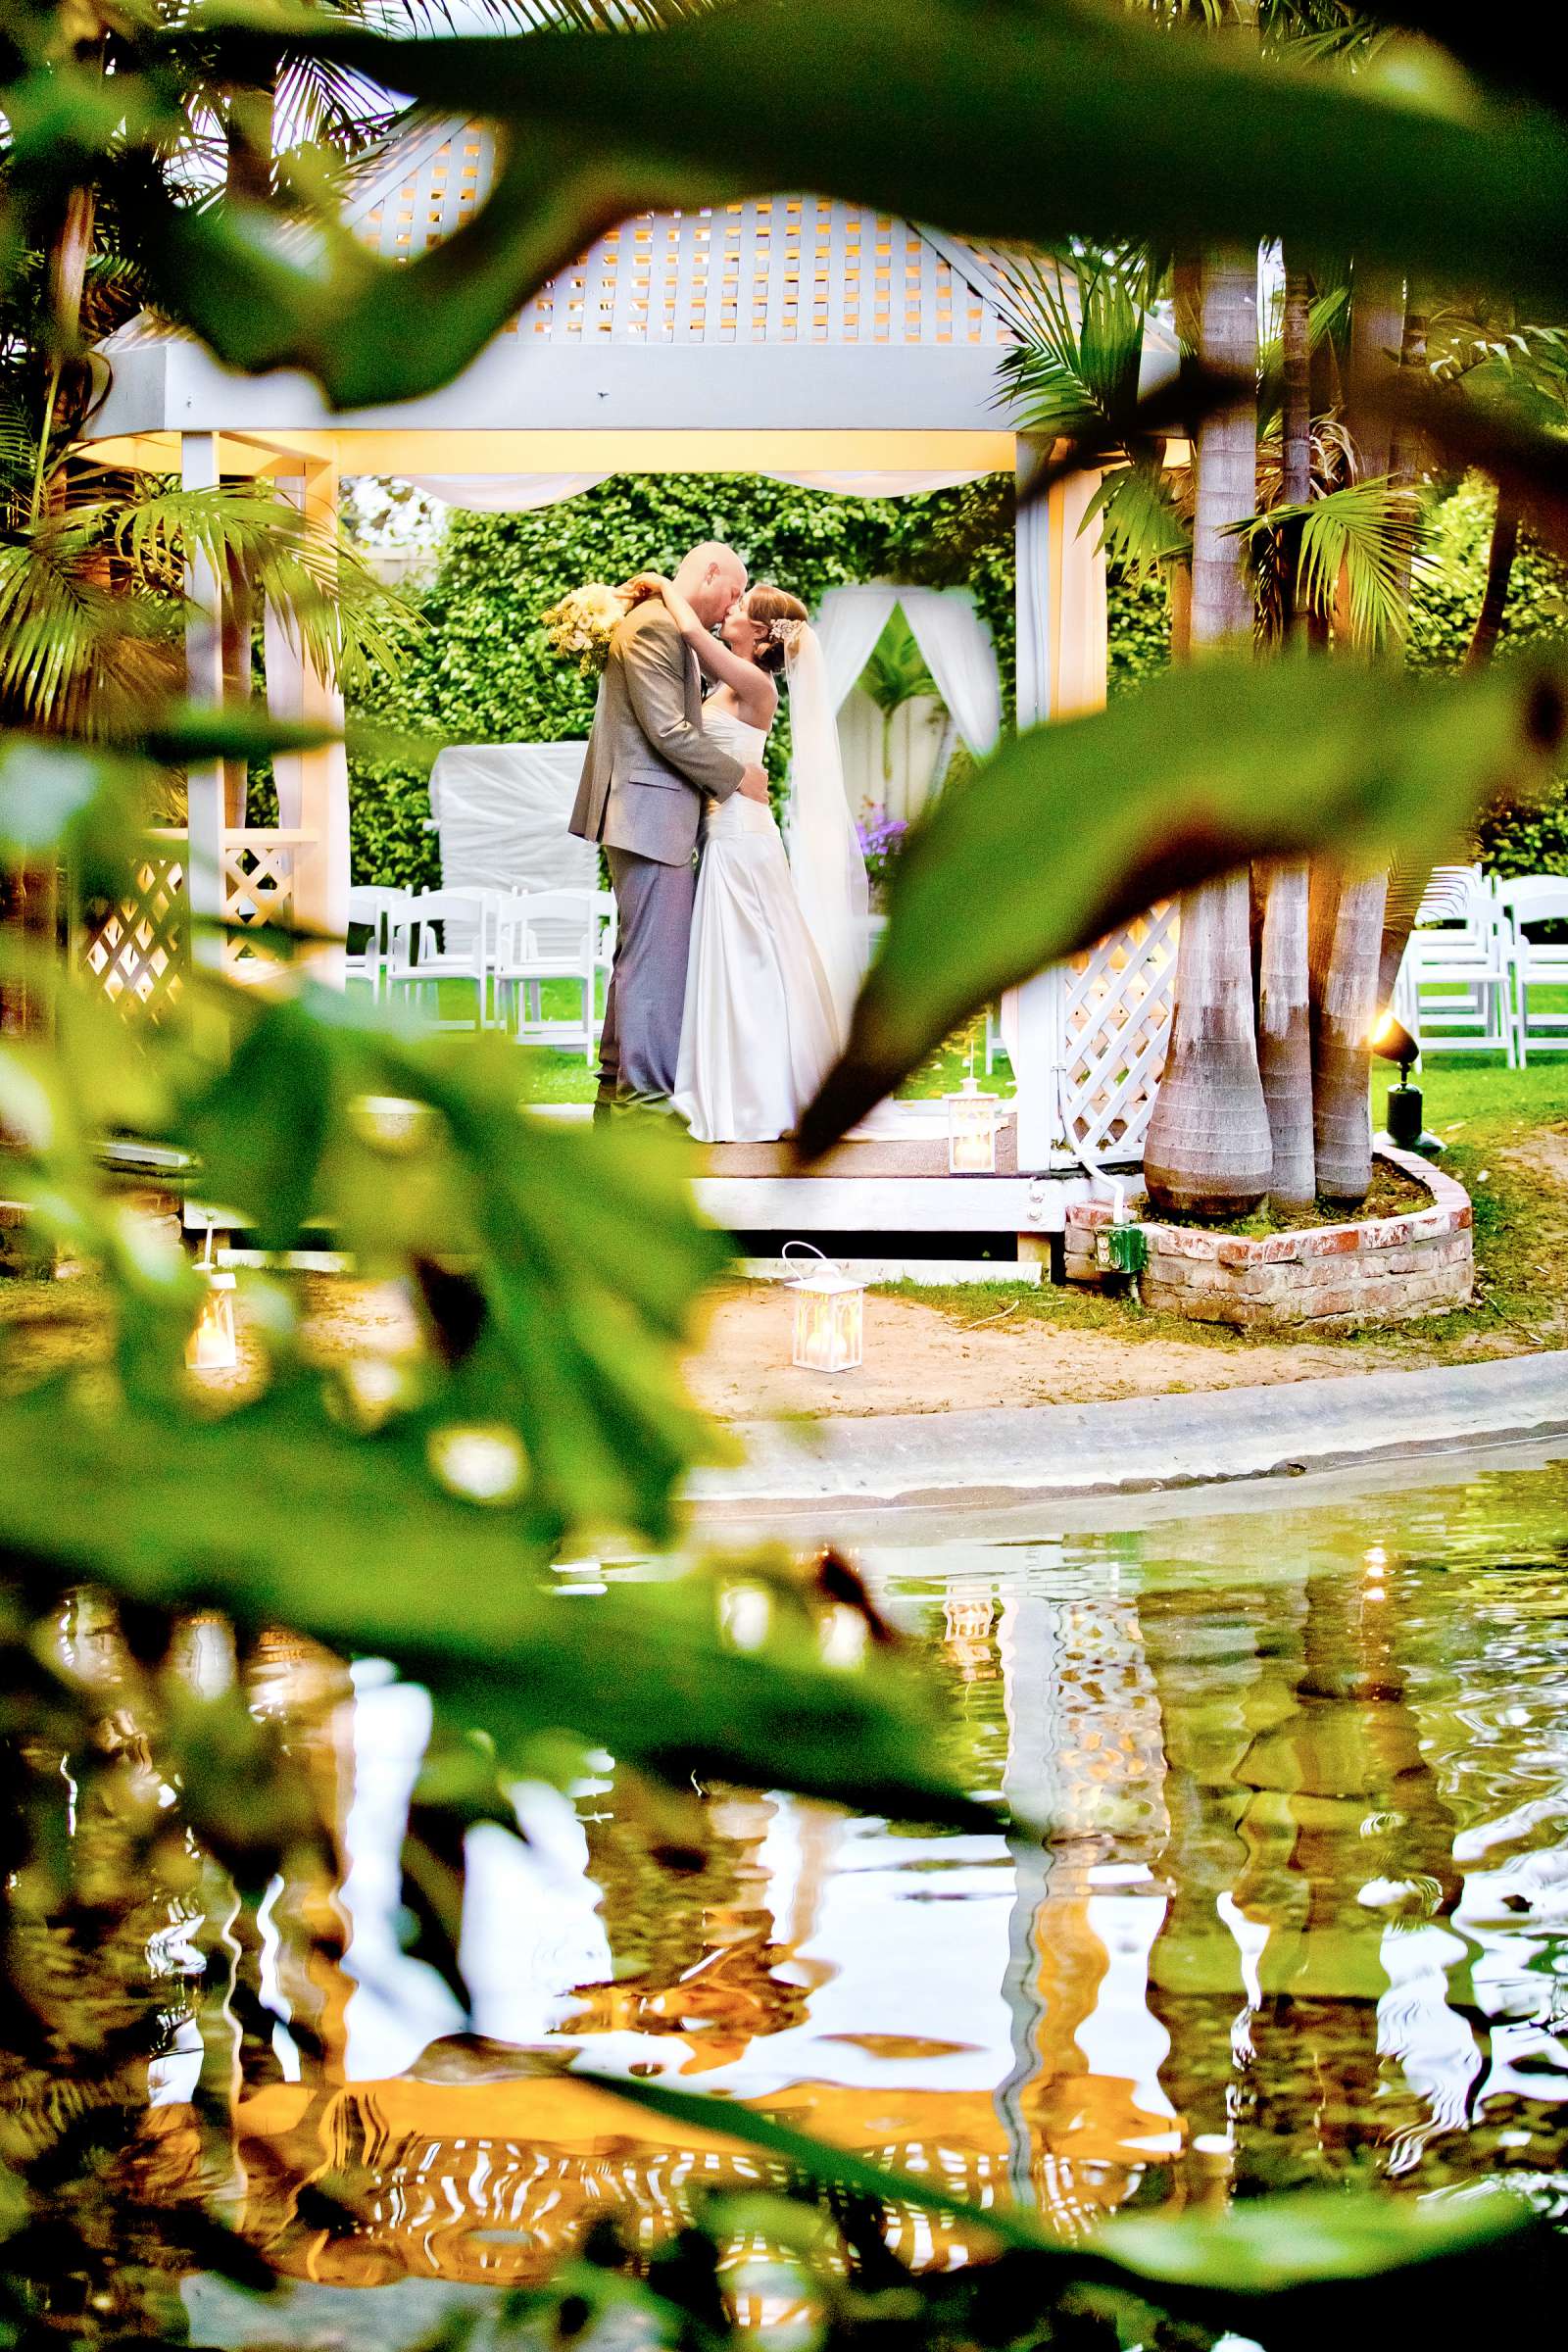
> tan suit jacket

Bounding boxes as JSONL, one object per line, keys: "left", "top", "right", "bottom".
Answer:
{"left": 567, "top": 602, "right": 744, "bottom": 867}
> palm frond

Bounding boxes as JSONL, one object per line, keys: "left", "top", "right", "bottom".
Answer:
{"left": 998, "top": 250, "right": 1161, "bottom": 453}
{"left": 1081, "top": 460, "right": 1191, "bottom": 580}
{"left": 1236, "top": 477, "right": 1427, "bottom": 652}
{"left": 0, "top": 470, "right": 418, "bottom": 729}
{"left": 0, "top": 530, "right": 176, "bottom": 731}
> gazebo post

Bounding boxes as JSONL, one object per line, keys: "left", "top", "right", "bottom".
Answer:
{"left": 265, "top": 454, "right": 349, "bottom": 982}
{"left": 1010, "top": 438, "right": 1109, "bottom": 1203}
{"left": 181, "top": 430, "right": 227, "bottom": 973}
{"left": 1009, "top": 434, "right": 1058, "bottom": 1177}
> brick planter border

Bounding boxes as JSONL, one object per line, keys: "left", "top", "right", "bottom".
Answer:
{"left": 1064, "top": 1146, "right": 1474, "bottom": 1330}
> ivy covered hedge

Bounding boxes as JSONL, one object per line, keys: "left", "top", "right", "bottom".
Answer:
{"left": 1105, "top": 472, "right": 1568, "bottom": 874}
{"left": 347, "top": 471, "right": 1016, "bottom": 887}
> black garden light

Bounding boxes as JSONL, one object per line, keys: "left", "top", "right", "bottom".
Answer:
{"left": 1371, "top": 1011, "right": 1438, "bottom": 1154}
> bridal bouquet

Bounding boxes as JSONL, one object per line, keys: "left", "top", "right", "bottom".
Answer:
{"left": 540, "top": 581, "right": 629, "bottom": 675}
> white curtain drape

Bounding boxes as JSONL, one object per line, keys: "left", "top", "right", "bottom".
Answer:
{"left": 897, "top": 587, "right": 1003, "bottom": 755}
{"left": 811, "top": 583, "right": 1002, "bottom": 751}
{"left": 403, "top": 472, "right": 611, "bottom": 511}
{"left": 813, "top": 586, "right": 905, "bottom": 714}
{"left": 392, "top": 468, "right": 987, "bottom": 510}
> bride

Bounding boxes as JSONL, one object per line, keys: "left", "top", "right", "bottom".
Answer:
{"left": 624, "top": 572, "right": 868, "bottom": 1145}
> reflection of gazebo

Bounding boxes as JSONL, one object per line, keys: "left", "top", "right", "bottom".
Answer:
{"left": 82, "top": 121, "right": 1175, "bottom": 1246}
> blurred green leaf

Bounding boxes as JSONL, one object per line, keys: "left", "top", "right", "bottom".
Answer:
{"left": 799, "top": 652, "right": 1568, "bottom": 1153}
{"left": 155, "top": 0, "right": 1568, "bottom": 418}
{"left": 579, "top": 2069, "right": 1058, "bottom": 2256}
{"left": 177, "top": 986, "right": 731, "bottom": 1540}
{"left": 0, "top": 1381, "right": 996, "bottom": 1828}
{"left": 1100, "top": 2183, "right": 1534, "bottom": 2295}
{"left": 0, "top": 739, "right": 144, "bottom": 895}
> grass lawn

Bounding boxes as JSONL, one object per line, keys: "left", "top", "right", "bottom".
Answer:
{"left": 880, "top": 1045, "right": 1568, "bottom": 1362}
{"left": 352, "top": 971, "right": 1568, "bottom": 1360}
{"left": 382, "top": 976, "right": 1012, "bottom": 1103}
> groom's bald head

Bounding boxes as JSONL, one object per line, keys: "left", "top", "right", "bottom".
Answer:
{"left": 675, "top": 540, "right": 747, "bottom": 626}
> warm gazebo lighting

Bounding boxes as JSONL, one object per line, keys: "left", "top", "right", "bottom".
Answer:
{"left": 946, "top": 1073, "right": 1000, "bottom": 1172}
{"left": 185, "top": 1226, "right": 237, "bottom": 1372}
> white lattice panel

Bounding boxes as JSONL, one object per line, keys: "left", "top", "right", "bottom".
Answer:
{"left": 1055, "top": 905, "right": 1177, "bottom": 1166}
{"left": 221, "top": 830, "right": 300, "bottom": 976}
{"left": 78, "top": 849, "right": 187, "bottom": 1023}
{"left": 345, "top": 123, "right": 1012, "bottom": 349}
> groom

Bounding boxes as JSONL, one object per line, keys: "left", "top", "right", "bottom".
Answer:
{"left": 570, "top": 540, "right": 770, "bottom": 1117}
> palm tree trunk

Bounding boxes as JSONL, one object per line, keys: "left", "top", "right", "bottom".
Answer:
{"left": 1250, "top": 264, "right": 1316, "bottom": 1207}
{"left": 220, "top": 550, "right": 254, "bottom": 827}
{"left": 1306, "top": 271, "right": 1407, "bottom": 1202}
{"left": 1466, "top": 487, "right": 1521, "bottom": 668}
{"left": 1145, "top": 248, "right": 1272, "bottom": 1218}
{"left": 1256, "top": 859, "right": 1315, "bottom": 1206}
{"left": 1279, "top": 257, "right": 1313, "bottom": 619}
{"left": 1310, "top": 866, "right": 1388, "bottom": 1203}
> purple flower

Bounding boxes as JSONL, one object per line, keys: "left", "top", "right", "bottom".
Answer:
{"left": 857, "top": 802, "right": 908, "bottom": 880}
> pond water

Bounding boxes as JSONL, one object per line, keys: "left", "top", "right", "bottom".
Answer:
{"left": 20, "top": 1446, "right": 1568, "bottom": 2326}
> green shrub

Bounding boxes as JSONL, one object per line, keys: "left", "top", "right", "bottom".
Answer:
{"left": 347, "top": 472, "right": 1018, "bottom": 884}
{"left": 1108, "top": 563, "right": 1172, "bottom": 698}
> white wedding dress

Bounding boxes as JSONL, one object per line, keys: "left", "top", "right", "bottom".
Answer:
{"left": 672, "top": 705, "right": 843, "bottom": 1144}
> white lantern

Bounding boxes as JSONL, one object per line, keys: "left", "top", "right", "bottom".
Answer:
{"left": 784, "top": 1243, "right": 865, "bottom": 1373}
{"left": 946, "top": 1074, "right": 999, "bottom": 1173}
{"left": 186, "top": 1225, "right": 237, "bottom": 1372}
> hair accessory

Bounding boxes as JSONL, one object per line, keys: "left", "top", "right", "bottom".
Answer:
{"left": 769, "top": 616, "right": 808, "bottom": 653}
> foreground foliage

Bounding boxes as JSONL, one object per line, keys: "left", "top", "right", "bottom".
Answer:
{"left": 6, "top": 1, "right": 1568, "bottom": 2343}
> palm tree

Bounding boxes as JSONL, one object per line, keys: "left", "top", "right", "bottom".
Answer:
{"left": 1143, "top": 247, "right": 1274, "bottom": 1219}
{"left": 1252, "top": 260, "right": 1315, "bottom": 1210}
{"left": 859, "top": 612, "right": 941, "bottom": 783}
{"left": 0, "top": 434, "right": 414, "bottom": 746}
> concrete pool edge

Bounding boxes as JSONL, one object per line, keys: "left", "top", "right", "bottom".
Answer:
{"left": 688, "top": 1349, "right": 1568, "bottom": 1515}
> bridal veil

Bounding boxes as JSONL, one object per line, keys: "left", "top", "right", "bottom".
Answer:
{"left": 783, "top": 624, "right": 869, "bottom": 1046}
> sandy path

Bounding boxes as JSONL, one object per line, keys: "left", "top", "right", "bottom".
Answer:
{"left": 682, "top": 1284, "right": 1429, "bottom": 1420}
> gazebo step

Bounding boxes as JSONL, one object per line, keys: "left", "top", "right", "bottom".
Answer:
{"left": 700, "top": 1110, "right": 1018, "bottom": 1180}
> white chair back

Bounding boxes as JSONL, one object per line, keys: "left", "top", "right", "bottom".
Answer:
{"left": 493, "top": 887, "right": 607, "bottom": 1065}
{"left": 1400, "top": 864, "right": 1513, "bottom": 1062}
{"left": 387, "top": 888, "right": 493, "bottom": 1027}
{"left": 1496, "top": 875, "right": 1568, "bottom": 924}
{"left": 346, "top": 886, "right": 408, "bottom": 998}
{"left": 1497, "top": 874, "right": 1568, "bottom": 1061}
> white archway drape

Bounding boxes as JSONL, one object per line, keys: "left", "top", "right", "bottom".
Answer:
{"left": 811, "top": 583, "right": 1003, "bottom": 751}
{"left": 393, "top": 468, "right": 988, "bottom": 512}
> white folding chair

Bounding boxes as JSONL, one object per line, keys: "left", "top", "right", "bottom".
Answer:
{"left": 494, "top": 889, "right": 606, "bottom": 1064}
{"left": 1399, "top": 864, "right": 1514, "bottom": 1063}
{"left": 386, "top": 888, "right": 492, "bottom": 1029}
{"left": 1497, "top": 875, "right": 1568, "bottom": 1062}
{"left": 346, "top": 886, "right": 407, "bottom": 1001}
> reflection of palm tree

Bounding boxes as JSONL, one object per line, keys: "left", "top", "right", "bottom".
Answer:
{"left": 1142, "top": 1545, "right": 1473, "bottom": 2201}
{"left": 1140, "top": 1575, "right": 1281, "bottom": 2204}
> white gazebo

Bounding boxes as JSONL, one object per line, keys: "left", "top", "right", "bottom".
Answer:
{"left": 81, "top": 121, "right": 1175, "bottom": 1261}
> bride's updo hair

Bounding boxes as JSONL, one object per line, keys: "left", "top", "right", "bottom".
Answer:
{"left": 745, "top": 584, "right": 809, "bottom": 675}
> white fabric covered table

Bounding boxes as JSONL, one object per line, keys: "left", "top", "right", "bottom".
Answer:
{"left": 427, "top": 742, "right": 595, "bottom": 895}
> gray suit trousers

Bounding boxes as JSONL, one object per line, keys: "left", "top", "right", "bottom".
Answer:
{"left": 598, "top": 846, "right": 696, "bottom": 1112}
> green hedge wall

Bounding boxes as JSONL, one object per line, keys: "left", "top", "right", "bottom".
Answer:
{"left": 347, "top": 471, "right": 1017, "bottom": 887}
{"left": 1102, "top": 472, "right": 1568, "bottom": 873}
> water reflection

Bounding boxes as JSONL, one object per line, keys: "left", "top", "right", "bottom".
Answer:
{"left": 20, "top": 1456, "right": 1568, "bottom": 2304}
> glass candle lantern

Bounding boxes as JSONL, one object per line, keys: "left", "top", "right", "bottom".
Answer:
{"left": 186, "top": 1267, "right": 237, "bottom": 1370}
{"left": 946, "top": 1075, "right": 1000, "bottom": 1173}
{"left": 186, "top": 1225, "right": 238, "bottom": 1372}
{"left": 784, "top": 1244, "right": 865, "bottom": 1373}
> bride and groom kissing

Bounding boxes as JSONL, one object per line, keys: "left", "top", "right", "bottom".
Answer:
{"left": 569, "top": 538, "right": 866, "bottom": 1145}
